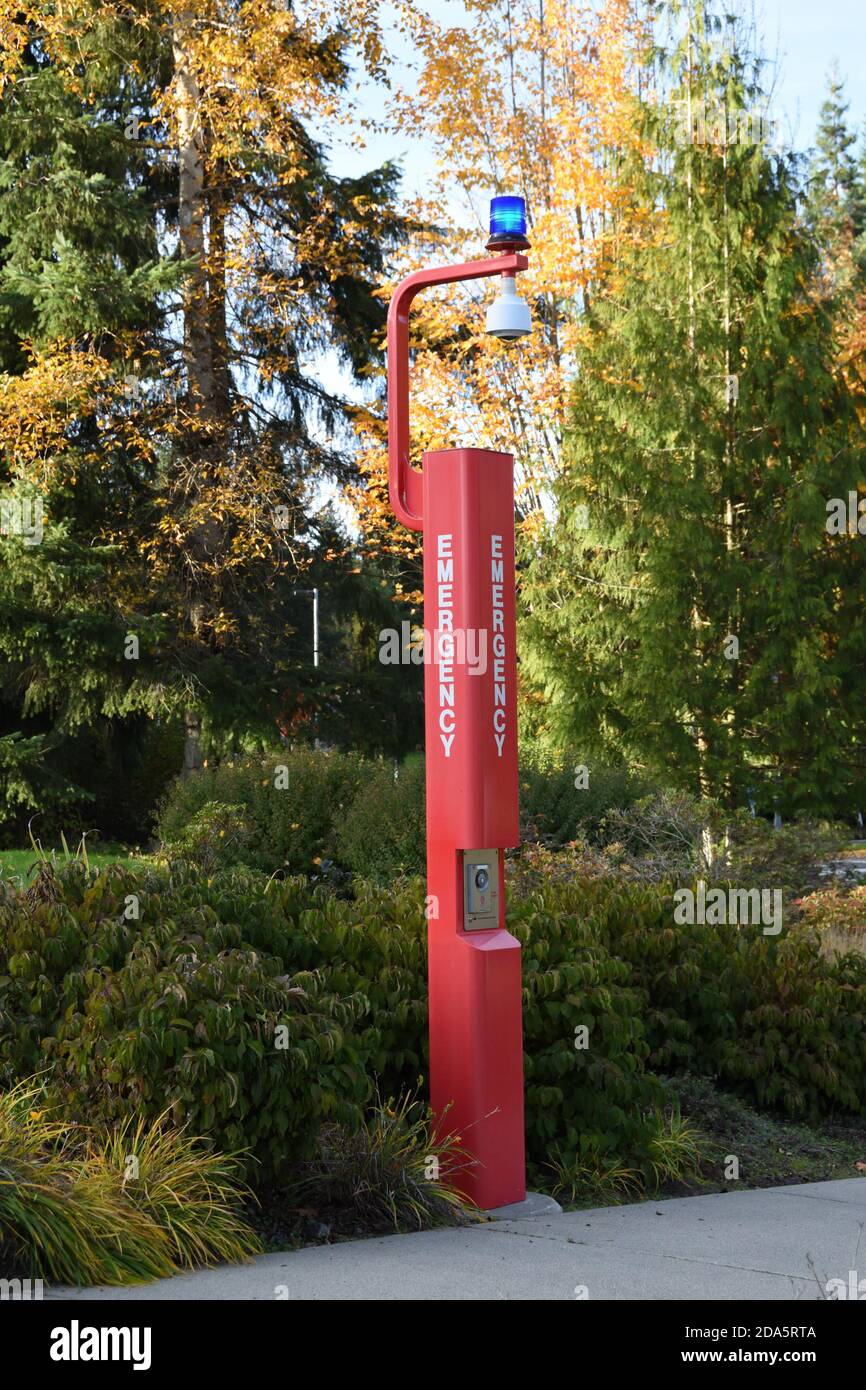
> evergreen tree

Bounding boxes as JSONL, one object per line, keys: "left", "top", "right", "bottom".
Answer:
{"left": 523, "top": 0, "right": 866, "bottom": 818}
{"left": 0, "top": 9, "right": 176, "bottom": 833}
{"left": 806, "top": 65, "right": 860, "bottom": 247}
{"left": 0, "top": 3, "right": 416, "bottom": 837}
{"left": 804, "top": 65, "right": 866, "bottom": 303}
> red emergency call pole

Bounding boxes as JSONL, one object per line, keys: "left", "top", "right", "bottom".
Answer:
{"left": 386, "top": 198, "right": 532, "bottom": 1210}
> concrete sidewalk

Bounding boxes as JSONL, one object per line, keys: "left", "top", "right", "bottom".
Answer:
{"left": 46, "top": 1178, "right": 866, "bottom": 1301}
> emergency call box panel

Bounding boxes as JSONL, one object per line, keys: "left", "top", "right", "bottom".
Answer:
{"left": 462, "top": 849, "right": 500, "bottom": 930}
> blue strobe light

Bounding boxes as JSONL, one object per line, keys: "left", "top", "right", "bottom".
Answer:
{"left": 489, "top": 195, "right": 527, "bottom": 239}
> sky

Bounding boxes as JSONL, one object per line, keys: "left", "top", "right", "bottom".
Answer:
{"left": 759, "top": 0, "right": 865, "bottom": 149}
{"left": 324, "top": 0, "right": 866, "bottom": 183}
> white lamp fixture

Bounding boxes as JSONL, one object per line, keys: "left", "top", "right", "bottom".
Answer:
{"left": 485, "top": 274, "right": 532, "bottom": 342}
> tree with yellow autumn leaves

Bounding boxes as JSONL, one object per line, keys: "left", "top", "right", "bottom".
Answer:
{"left": 350, "top": 0, "right": 643, "bottom": 583}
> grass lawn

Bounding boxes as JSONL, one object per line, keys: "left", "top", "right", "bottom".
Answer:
{"left": 0, "top": 846, "right": 148, "bottom": 880}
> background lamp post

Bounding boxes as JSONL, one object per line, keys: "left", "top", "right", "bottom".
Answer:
{"left": 385, "top": 196, "right": 531, "bottom": 1210}
{"left": 294, "top": 587, "right": 319, "bottom": 667}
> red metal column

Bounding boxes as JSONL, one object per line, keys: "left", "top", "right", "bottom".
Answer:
{"left": 385, "top": 247, "right": 530, "bottom": 1211}
{"left": 422, "top": 448, "right": 525, "bottom": 1210}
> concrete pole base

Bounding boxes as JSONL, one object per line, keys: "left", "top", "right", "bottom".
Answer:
{"left": 485, "top": 1191, "right": 562, "bottom": 1221}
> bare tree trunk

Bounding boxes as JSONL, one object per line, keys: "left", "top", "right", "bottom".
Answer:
{"left": 183, "top": 711, "right": 204, "bottom": 775}
{"left": 173, "top": 10, "right": 213, "bottom": 409}
{"left": 207, "top": 170, "right": 230, "bottom": 421}
{"left": 173, "top": 10, "right": 214, "bottom": 777}
{"left": 684, "top": 10, "right": 708, "bottom": 816}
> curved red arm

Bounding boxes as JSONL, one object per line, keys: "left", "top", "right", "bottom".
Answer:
{"left": 386, "top": 253, "right": 529, "bottom": 531}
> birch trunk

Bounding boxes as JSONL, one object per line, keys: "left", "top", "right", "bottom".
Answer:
{"left": 173, "top": 10, "right": 212, "bottom": 777}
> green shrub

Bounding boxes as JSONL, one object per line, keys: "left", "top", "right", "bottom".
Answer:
{"left": 534, "top": 874, "right": 866, "bottom": 1122}
{"left": 335, "top": 758, "right": 426, "bottom": 883}
{"left": 161, "top": 800, "right": 254, "bottom": 873}
{"left": 724, "top": 814, "right": 851, "bottom": 896}
{"left": 0, "top": 862, "right": 373, "bottom": 1178}
{"left": 602, "top": 792, "right": 850, "bottom": 895}
{"left": 156, "top": 745, "right": 367, "bottom": 876}
{"left": 286, "top": 873, "right": 667, "bottom": 1182}
{"left": 3, "top": 857, "right": 864, "bottom": 1198}
{"left": 506, "top": 888, "right": 663, "bottom": 1176}
{"left": 519, "top": 756, "right": 652, "bottom": 846}
{"left": 158, "top": 751, "right": 658, "bottom": 882}
{"left": 0, "top": 861, "right": 662, "bottom": 1185}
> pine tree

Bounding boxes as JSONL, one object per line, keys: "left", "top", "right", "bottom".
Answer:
{"left": 806, "top": 65, "right": 860, "bottom": 248}
{"left": 523, "top": 0, "right": 866, "bottom": 817}
{"left": 0, "top": 8, "right": 175, "bottom": 830}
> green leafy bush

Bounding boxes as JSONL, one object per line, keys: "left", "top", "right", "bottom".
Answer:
{"left": 3, "top": 858, "right": 865, "bottom": 1197}
{"left": 508, "top": 888, "right": 664, "bottom": 1178}
{"left": 161, "top": 800, "right": 254, "bottom": 873}
{"left": 333, "top": 752, "right": 647, "bottom": 881}
{"left": 156, "top": 745, "right": 367, "bottom": 876}
{"left": 276, "top": 873, "right": 669, "bottom": 1178}
{"left": 534, "top": 874, "right": 866, "bottom": 1122}
{"left": 157, "top": 751, "right": 658, "bottom": 882}
{"left": 0, "top": 862, "right": 373, "bottom": 1177}
{"left": 724, "top": 815, "right": 851, "bottom": 896}
{"left": 519, "top": 756, "right": 652, "bottom": 846}
{"left": 0, "top": 861, "right": 661, "bottom": 1184}
{"left": 335, "top": 757, "right": 426, "bottom": 883}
